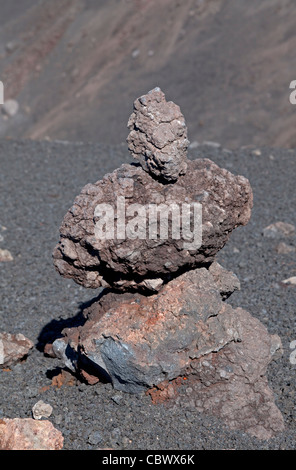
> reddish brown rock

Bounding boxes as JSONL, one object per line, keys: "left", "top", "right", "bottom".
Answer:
{"left": 52, "top": 89, "right": 252, "bottom": 292}
{"left": 52, "top": 263, "right": 284, "bottom": 439}
{"left": 53, "top": 266, "right": 229, "bottom": 391}
{"left": 0, "top": 332, "right": 34, "bottom": 368}
{"left": 52, "top": 158, "right": 252, "bottom": 292}
{"left": 0, "top": 418, "right": 64, "bottom": 450}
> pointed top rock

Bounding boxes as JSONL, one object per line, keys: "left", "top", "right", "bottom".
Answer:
{"left": 127, "top": 87, "right": 189, "bottom": 183}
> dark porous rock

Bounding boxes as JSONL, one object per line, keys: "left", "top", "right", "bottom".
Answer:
{"left": 126, "top": 87, "right": 189, "bottom": 183}
{"left": 51, "top": 90, "right": 283, "bottom": 441}
{"left": 52, "top": 158, "right": 252, "bottom": 292}
{"left": 52, "top": 266, "right": 238, "bottom": 392}
{"left": 52, "top": 264, "right": 284, "bottom": 440}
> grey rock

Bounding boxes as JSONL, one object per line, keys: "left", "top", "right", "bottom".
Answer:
{"left": 88, "top": 430, "right": 103, "bottom": 445}
{"left": 127, "top": 87, "right": 189, "bottom": 183}
{"left": 55, "top": 263, "right": 284, "bottom": 439}
{"left": 208, "top": 261, "right": 240, "bottom": 299}
{"left": 111, "top": 393, "right": 124, "bottom": 405}
{"left": 275, "top": 242, "right": 296, "bottom": 254}
{"left": 263, "top": 221, "right": 295, "bottom": 239}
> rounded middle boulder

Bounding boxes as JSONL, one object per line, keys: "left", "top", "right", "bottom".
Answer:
{"left": 53, "top": 88, "right": 253, "bottom": 292}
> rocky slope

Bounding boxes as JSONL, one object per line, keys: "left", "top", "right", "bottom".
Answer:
{"left": 0, "top": 0, "right": 296, "bottom": 148}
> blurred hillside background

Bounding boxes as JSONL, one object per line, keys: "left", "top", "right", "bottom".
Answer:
{"left": 0, "top": 0, "right": 295, "bottom": 149}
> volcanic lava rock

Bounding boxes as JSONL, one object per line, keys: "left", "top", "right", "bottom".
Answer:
{"left": 53, "top": 102, "right": 253, "bottom": 292}
{"left": 185, "top": 310, "right": 284, "bottom": 440}
{"left": 52, "top": 263, "right": 284, "bottom": 439}
{"left": 0, "top": 418, "right": 64, "bottom": 450}
{"left": 52, "top": 264, "right": 243, "bottom": 392}
{"left": 0, "top": 332, "right": 33, "bottom": 368}
{"left": 126, "top": 87, "right": 189, "bottom": 183}
{"left": 51, "top": 89, "right": 284, "bottom": 440}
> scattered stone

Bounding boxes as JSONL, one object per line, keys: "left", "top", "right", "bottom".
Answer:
{"left": 88, "top": 430, "right": 103, "bottom": 445}
{"left": 252, "top": 149, "right": 262, "bottom": 156}
{"left": 202, "top": 141, "right": 221, "bottom": 148}
{"left": 111, "top": 393, "right": 124, "bottom": 405}
{"left": 263, "top": 221, "right": 295, "bottom": 239}
{"left": 43, "top": 342, "right": 56, "bottom": 357}
{"left": 32, "top": 400, "right": 53, "bottom": 420}
{"left": 281, "top": 276, "right": 296, "bottom": 286}
{"left": 275, "top": 242, "right": 296, "bottom": 254}
{"left": 121, "top": 436, "right": 131, "bottom": 447}
{"left": 189, "top": 140, "right": 199, "bottom": 149}
{"left": 50, "top": 369, "right": 77, "bottom": 388}
{"left": 1, "top": 99, "right": 19, "bottom": 117}
{"left": 0, "top": 332, "right": 33, "bottom": 368}
{"left": 5, "top": 40, "right": 19, "bottom": 53}
{"left": 222, "top": 148, "right": 233, "bottom": 155}
{"left": 131, "top": 49, "right": 140, "bottom": 58}
{"left": 110, "top": 427, "right": 121, "bottom": 443}
{"left": 0, "top": 249, "right": 13, "bottom": 262}
{"left": 0, "top": 418, "right": 64, "bottom": 450}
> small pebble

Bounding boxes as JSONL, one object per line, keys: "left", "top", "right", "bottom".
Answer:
{"left": 88, "top": 430, "right": 103, "bottom": 446}
{"left": 32, "top": 400, "right": 53, "bottom": 420}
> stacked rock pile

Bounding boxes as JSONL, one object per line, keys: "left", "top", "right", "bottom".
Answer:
{"left": 51, "top": 88, "right": 284, "bottom": 439}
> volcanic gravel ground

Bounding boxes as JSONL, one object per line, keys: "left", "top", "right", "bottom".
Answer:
{"left": 0, "top": 140, "right": 296, "bottom": 450}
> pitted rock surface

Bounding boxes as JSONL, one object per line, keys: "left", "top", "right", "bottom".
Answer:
{"left": 50, "top": 90, "right": 283, "bottom": 441}
{"left": 53, "top": 158, "right": 252, "bottom": 291}
{"left": 52, "top": 264, "right": 284, "bottom": 440}
{"left": 127, "top": 87, "right": 189, "bottom": 183}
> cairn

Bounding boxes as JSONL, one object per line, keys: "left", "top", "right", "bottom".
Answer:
{"left": 51, "top": 88, "right": 284, "bottom": 439}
